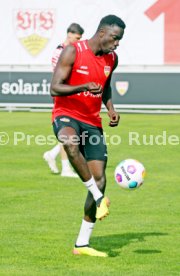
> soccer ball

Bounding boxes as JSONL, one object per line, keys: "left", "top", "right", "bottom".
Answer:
{"left": 114, "top": 159, "right": 146, "bottom": 189}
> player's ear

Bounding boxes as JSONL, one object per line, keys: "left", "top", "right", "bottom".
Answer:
{"left": 98, "top": 27, "right": 105, "bottom": 38}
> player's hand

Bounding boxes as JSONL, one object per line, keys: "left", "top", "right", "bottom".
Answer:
{"left": 108, "top": 110, "right": 120, "bottom": 127}
{"left": 86, "top": 82, "right": 103, "bottom": 95}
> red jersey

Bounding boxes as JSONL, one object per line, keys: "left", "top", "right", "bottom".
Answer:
{"left": 52, "top": 40, "right": 117, "bottom": 127}
{"left": 51, "top": 44, "right": 64, "bottom": 71}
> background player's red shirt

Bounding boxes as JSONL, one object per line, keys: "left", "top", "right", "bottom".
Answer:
{"left": 51, "top": 44, "right": 64, "bottom": 71}
{"left": 52, "top": 40, "right": 117, "bottom": 127}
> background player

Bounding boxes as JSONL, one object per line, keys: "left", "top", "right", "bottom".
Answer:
{"left": 43, "top": 23, "right": 84, "bottom": 176}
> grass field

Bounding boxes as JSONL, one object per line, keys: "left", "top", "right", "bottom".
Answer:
{"left": 0, "top": 111, "right": 180, "bottom": 276}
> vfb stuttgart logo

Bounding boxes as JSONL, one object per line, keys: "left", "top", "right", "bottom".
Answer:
{"left": 14, "top": 10, "right": 55, "bottom": 56}
{"left": 115, "top": 81, "right": 129, "bottom": 96}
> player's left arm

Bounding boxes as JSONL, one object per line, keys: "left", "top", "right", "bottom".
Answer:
{"left": 102, "top": 55, "right": 120, "bottom": 127}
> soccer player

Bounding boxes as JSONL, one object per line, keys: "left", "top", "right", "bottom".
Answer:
{"left": 43, "top": 23, "right": 84, "bottom": 176}
{"left": 51, "top": 15, "right": 126, "bottom": 257}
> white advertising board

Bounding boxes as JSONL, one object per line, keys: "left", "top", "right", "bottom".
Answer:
{"left": 0, "top": 0, "right": 179, "bottom": 65}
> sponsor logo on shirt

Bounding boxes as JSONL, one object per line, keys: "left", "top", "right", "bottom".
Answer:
{"left": 76, "top": 65, "right": 89, "bottom": 75}
{"left": 76, "top": 69, "right": 89, "bottom": 75}
{"left": 77, "top": 91, "right": 102, "bottom": 98}
{"left": 80, "top": 66, "right": 88, "bottom": 69}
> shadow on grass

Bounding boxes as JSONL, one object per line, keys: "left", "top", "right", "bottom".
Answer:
{"left": 133, "top": 249, "right": 162, "bottom": 254}
{"left": 91, "top": 232, "right": 167, "bottom": 257}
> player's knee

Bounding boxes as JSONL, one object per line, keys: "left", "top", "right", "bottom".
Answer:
{"left": 64, "top": 144, "right": 79, "bottom": 160}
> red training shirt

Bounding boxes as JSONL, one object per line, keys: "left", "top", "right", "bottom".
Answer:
{"left": 52, "top": 40, "right": 117, "bottom": 127}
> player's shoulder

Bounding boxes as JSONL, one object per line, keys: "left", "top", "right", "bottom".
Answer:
{"left": 112, "top": 53, "right": 118, "bottom": 70}
{"left": 73, "top": 39, "right": 86, "bottom": 46}
{"left": 73, "top": 40, "right": 88, "bottom": 52}
{"left": 63, "top": 44, "right": 76, "bottom": 54}
{"left": 109, "top": 51, "right": 118, "bottom": 60}
{"left": 106, "top": 51, "right": 118, "bottom": 69}
{"left": 113, "top": 52, "right": 118, "bottom": 65}
{"left": 59, "top": 45, "right": 77, "bottom": 64}
{"left": 111, "top": 50, "right": 118, "bottom": 63}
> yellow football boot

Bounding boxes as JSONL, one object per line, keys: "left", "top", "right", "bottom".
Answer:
{"left": 73, "top": 246, "right": 108, "bottom": 257}
{"left": 96, "top": 196, "right": 110, "bottom": 220}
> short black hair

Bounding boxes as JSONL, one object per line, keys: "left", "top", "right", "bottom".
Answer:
{"left": 97, "top": 15, "right": 126, "bottom": 31}
{"left": 67, "top": 23, "right": 84, "bottom": 35}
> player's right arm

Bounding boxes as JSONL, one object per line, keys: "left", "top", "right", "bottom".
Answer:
{"left": 50, "top": 45, "right": 102, "bottom": 96}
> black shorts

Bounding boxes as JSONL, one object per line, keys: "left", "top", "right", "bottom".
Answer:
{"left": 53, "top": 116, "right": 107, "bottom": 161}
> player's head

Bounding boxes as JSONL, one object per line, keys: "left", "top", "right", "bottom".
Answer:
{"left": 66, "top": 23, "right": 84, "bottom": 44}
{"left": 96, "top": 15, "right": 126, "bottom": 53}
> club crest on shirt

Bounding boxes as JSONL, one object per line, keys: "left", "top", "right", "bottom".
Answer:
{"left": 13, "top": 9, "right": 55, "bottom": 56}
{"left": 115, "top": 81, "right": 129, "bottom": 96}
{"left": 104, "top": 66, "right": 111, "bottom": 77}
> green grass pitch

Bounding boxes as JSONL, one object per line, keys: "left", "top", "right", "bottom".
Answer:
{"left": 0, "top": 111, "right": 180, "bottom": 275}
